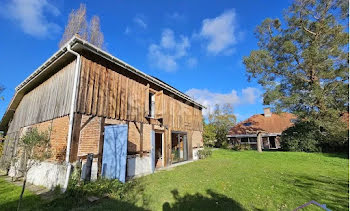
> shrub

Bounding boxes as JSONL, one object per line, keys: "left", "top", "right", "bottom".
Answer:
{"left": 281, "top": 120, "right": 349, "bottom": 153}
{"left": 281, "top": 121, "right": 322, "bottom": 152}
{"left": 232, "top": 144, "right": 251, "bottom": 151}
{"left": 197, "top": 148, "right": 212, "bottom": 159}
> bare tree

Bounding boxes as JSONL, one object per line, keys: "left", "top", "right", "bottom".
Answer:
{"left": 89, "top": 16, "right": 104, "bottom": 48}
{"left": 59, "top": 4, "right": 104, "bottom": 48}
{"left": 59, "top": 3, "right": 88, "bottom": 48}
{"left": 16, "top": 127, "right": 51, "bottom": 211}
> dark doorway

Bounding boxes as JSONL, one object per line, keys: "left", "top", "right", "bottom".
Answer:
{"left": 269, "top": 136, "right": 276, "bottom": 149}
{"left": 155, "top": 133, "right": 163, "bottom": 169}
{"left": 171, "top": 132, "right": 188, "bottom": 164}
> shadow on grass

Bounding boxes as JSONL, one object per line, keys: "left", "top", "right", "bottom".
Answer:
{"left": 281, "top": 174, "right": 349, "bottom": 210}
{"left": 163, "top": 189, "right": 245, "bottom": 211}
{"left": 320, "top": 153, "right": 349, "bottom": 159}
{"left": 0, "top": 194, "right": 43, "bottom": 211}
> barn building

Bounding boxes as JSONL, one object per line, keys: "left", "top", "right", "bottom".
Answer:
{"left": 0, "top": 36, "right": 204, "bottom": 189}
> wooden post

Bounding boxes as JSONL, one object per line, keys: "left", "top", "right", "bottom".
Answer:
{"left": 97, "top": 117, "right": 105, "bottom": 178}
{"left": 140, "top": 123, "right": 143, "bottom": 157}
{"left": 257, "top": 132, "right": 262, "bottom": 153}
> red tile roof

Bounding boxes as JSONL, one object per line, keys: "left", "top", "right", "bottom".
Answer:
{"left": 228, "top": 112, "right": 296, "bottom": 135}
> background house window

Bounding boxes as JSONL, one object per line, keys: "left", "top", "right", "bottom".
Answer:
{"left": 149, "top": 92, "right": 155, "bottom": 117}
{"left": 241, "top": 137, "right": 248, "bottom": 142}
{"left": 243, "top": 122, "right": 252, "bottom": 126}
{"left": 249, "top": 137, "right": 257, "bottom": 143}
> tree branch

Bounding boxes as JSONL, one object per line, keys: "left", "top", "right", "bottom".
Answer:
{"left": 303, "top": 26, "right": 317, "bottom": 36}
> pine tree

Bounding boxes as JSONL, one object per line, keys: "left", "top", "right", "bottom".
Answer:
{"left": 243, "top": 0, "right": 349, "bottom": 135}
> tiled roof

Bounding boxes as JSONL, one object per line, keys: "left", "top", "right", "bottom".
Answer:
{"left": 228, "top": 112, "right": 296, "bottom": 135}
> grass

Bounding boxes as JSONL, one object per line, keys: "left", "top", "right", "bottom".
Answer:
{"left": 0, "top": 177, "right": 44, "bottom": 210}
{"left": 0, "top": 150, "right": 348, "bottom": 210}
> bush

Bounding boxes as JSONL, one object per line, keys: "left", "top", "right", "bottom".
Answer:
{"left": 197, "top": 148, "right": 212, "bottom": 159}
{"left": 281, "top": 120, "right": 349, "bottom": 153}
{"left": 66, "top": 178, "right": 136, "bottom": 199}
{"left": 232, "top": 144, "right": 251, "bottom": 151}
{"left": 281, "top": 121, "right": 322, "bottom": 152}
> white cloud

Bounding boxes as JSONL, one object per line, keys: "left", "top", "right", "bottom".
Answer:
{"left": 198, "top": 10, "right": 237, "bottom": 55}
{"left": 133, "top": 16, "right": 147, "bottom": 29}
{"left": 186, "top": 87, "right": 261, "bottom": 116}
{"left": 0, "top": 0, "right": 60, "bottom": 38}
{"left": 148, "top": 28, "right": 190, "bottom": 72}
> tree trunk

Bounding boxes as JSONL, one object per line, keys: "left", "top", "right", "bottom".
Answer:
{"left": 257, "top": 133, "right": 262, "bottom": 153}
{"left": 17, "top": 172, "right": 27, "bottom": 211}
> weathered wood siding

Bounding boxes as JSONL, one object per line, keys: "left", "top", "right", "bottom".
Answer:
{"left": 77, "top": 56, "right": 203, "bottom": 132}
{"left": 7, "top": 60, "right": 76, "bottom": 134}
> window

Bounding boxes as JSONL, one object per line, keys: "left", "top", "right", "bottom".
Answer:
{"left": 171, "top": 132, "right": 188, "bottom": 164}
{"left": 241, "top": 137, "right": 248, "bottom": 142}
{"left": 149, "top": 92, "right": 155, "bottom": 117}
{"left": 243, "top": 122, "right": 252, "bottom": 126}
{"left": 249, "top": 137, "right": 257, "bottom": 143}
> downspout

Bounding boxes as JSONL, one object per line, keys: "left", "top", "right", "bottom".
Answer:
{"left": 63, "top": 43, "right": 82, "bottom": 192}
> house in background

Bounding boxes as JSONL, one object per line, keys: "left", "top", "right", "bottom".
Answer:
{"left": 227, "top": 108, "right": 296, "bottom": 150}
{"left": 0, "top": 36, "right": 204, "bottom": 189}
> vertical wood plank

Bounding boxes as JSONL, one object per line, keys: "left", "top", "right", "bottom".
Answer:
{"left": 92, "top": 62, "right": 100, "bottom": 115}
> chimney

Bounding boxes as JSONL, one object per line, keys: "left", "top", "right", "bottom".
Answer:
{"left": 264, "top": 108, "right": 272, "bottom": 117}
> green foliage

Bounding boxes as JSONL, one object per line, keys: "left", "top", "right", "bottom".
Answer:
{"left": 202, "top": 120, "right": 216, "bottom": 147}
{"left": 207, "top": 104, "right": 236, "bottom": 148}
{"left": 232, "top": 144, "right": 251, "bottom": 151}
{"left": 281, "top": 120, "right": 349, "bottom": 152}
{"left": 19, "top": 127, "right": 51, "bottom": 163}
{"left": 281, "top": 121, "right": 323, "bottom": 152}
{"left": 66, "top": 178, "right": 131, "bottom": 199}
{"left": 197, "top": 148, "right": 212, "bottom": 159}
{"left": 244, "top": 0, "right": 349, "bottom": 136}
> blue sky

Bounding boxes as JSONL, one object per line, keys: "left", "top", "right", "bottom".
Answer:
{"left": 0, "top": 0, "right": 292, "bottom": 122}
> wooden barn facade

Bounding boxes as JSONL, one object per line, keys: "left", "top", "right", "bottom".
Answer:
{"left": 0, "top": 36, "right": 204, "bottom": 189}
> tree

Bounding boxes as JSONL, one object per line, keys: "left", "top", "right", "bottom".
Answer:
{"left": 89, "top": 16, "right": 104, "bottom": 48}
{"left": 281, "top": 121, "right": 323, "bottom": 152}
{"left": 16, "top": 127, "right": 51, "bottom": 211}
{"left": 243, "top": 0, "right": 349, "bottom": 135}
{"left": 59, "top": 4, "right": 104, "bottom": 48}
{"left": 59, "top": 3, "right": 88, "bottom": 47}
{"left": 203, "top": 119, "right": 216, "bottom": 147}
{"left": 208, "top": 104, "right": 236, "bottom": 148}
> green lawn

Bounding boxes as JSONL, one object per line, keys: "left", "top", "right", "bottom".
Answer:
{"left": 1, "top": 150, "right": 348, "bottom": 210}
{"left": 0, "top": 177, "right": 44, "bottom": 210}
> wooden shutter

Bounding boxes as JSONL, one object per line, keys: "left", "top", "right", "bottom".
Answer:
{"left": 155, "top": 90, "right": 163, "bottom": 119}
{"left": 144, "top": 84, "right": 149, "bottom": 117}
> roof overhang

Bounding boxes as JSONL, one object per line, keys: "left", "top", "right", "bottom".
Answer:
{"left": 226, "top": 133, "right": 282, "bottom": 138}
{"left": 0, "top": 36, "right": 205, "bottom": 131}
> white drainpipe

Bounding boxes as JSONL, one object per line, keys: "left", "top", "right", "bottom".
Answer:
{"left": 63, "top": 43, "right": 82, "bottom": 192}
